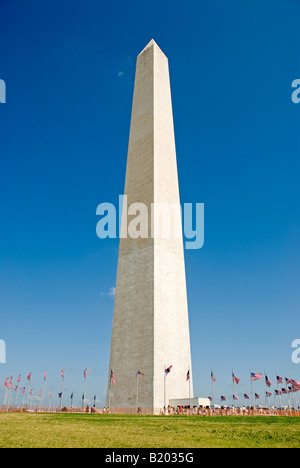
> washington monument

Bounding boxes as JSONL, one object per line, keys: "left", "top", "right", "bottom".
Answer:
{"left": 107, "top": 40, "right": 193, "bottom": 414}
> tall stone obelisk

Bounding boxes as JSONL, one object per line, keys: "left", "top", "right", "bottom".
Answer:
{"left": 107, "top": 40, "right": 193, "bottom": 414}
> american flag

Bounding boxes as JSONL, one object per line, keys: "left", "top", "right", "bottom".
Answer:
{"left": 251, "top": 372, "right": 262, "bottom": 381}
{"left": 27, "top": 373, "right": 32, "bottom": 381}
{"left": 208, "top": 397, "right": 212, "bottom": 401}
{"left": 21, "top": 387, "right": 25, "bottom": 393}
{"left": 165, "top": 366, "right": 172, "bottom": 375}
{"left": 244, "top": 394, "right": 250, "bottom": 399}
{"left": 233, "top": 395, "right": 239, "bottom": 400}
{"left": 61, "top": 369, "right": 65, "bottom": 379}
{"left": 43, "top": 371, "right": 47, "bottom": 381}
{"left": 110, "top": 369, "right": 115, "bottom": 383}
{"left": 275, "top": 389, "right": 282, "bottom": 395}
{"left": 281, "top": 388, "right": 287, "bottom": 394}
{"left": 276, "top": 375, "right": 283, "bottom": 384}
{"left": 137, "top": 370, "right": 144, "bottom": 376}
{"left": 232, "top": 372, "right": 240, "bottom": 384}
{"left": 221, "top": 396, "right": 226, "bottom": 401}
{"left": 255, "top": 393, "right": 260, "bottom": 399}
{"left": 17, "top": 375, "right": 21, "bottom": 383}
{"left": 84, "top": 369, "right": 87, "bottom": 379}
{"left": 186, "top": 370, "right": 190, "bottom": 381}
{"left": 265, "top": 375, "right": 271, "bottom": 387}
{"left": 211, "top": 371, "right": 216, "bottom": 382}
{"left": 266, "top": 392, "right": 272, "bottom": 397}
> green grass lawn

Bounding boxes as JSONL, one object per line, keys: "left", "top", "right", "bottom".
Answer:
{"left": 0, "top": 413, "right": 299, "bottom": 448}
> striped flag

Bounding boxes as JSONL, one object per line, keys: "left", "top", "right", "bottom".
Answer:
{"left": 255, "top": 393, "right": 260, "bottom": 399}
{"left": 232, "top": 372, "right": 240, "bottom": 384}
{"left": 251, "top": 372, "right": 262, "bottom": 381}
{"left": 277, "top": 375, "right": 283, "bottom": 384}
{"left": 221, "top": 396, "right": 226, "bottom": 401}
{"left": 61, "top": 369, "right": 65, "bottom": 379}
{"left": 165, "top": 366, "right": 172, "bottom": 375}
{"left": 233, "top": 395, "right": 239, "bottom": 400}
{"left": 84, "top": 369, "right": 87, "bottom": 379}
{"left": 244, "top": 394, "right": 250, "bottom": 399}
{"left": 186, "top": 370, "right": 190, "bottom": 381}
{"left": 27, "top": 373, "right": 32, "bottom": 381}
{"left": 110, "top": 369, "right": 115, "bottom": 383}
{"left": 266, "top": 391, "right": 272, "bottom": 397}
{"left": 211, "top": 371, "right": 216, "bottom": 382}
{"left": 137, "top": 370, "right": 144, "bottom": 376}
{"left": 265, "top": 375, "right": 271, "bottom": 387}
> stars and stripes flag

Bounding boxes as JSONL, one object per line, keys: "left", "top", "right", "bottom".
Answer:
{"left": 244, "top": 394, "right": 250, "bottom": 399}
{"left": 43, "top": 371, "right": 47, "bottom": 381}
{"left": 255, "top": 393, "right": 260, "bottom": 399}
{"left": 266, "top": 391, "right": 272, "bottom": 397}
{"left": 165, "top": 366, "right": 172, "bottom": 375}
{"left": 84, "top": 369, "right": 87, "bottom": 379}
{"left": 211, "top": 371, "right": 216, "bottom": 382}
{"left": 137, "top": 370, "right": 144, "bottom": 376}
{"left": 186, "top": 370, "right": 190, "bottom": 381}
{"left": 61, "top": 369, "right": 65, "bottom": 379}
{"left": 221, "top": 396, "right": 226, "bottom": 401}
{"left": 3, "top": 377, "right": 8, "bottom": 387}
{"left": 208, "top": 397, "right": 212, "bottom": 401}
{"left": 281, "top": 388, "right": 288, "bottom": 394}
{"left": 251, "top": 372, "right": 262, "bottom": 381}
{"left": 110, "top": 369, "right": 115, "bottom": 383}
{"left": 27, "top": 373, "right": 32, "bottom": 381}
{"left": 17, "top": 375, "right": 21, "bottom": 383}
{"left": 21, "top": 387, "right": 25, "bottom": 393}
{"left": 265, "top": 375, "right": 271, "bottom": 387}
{"left": 233, "top": 395, "right": 239, "bottom": 400}
{"left": 275, "top": 389, "right": 282, "bottom": 395}
{"left": 276, "top": 375, "right": 283, "bottom": 384}
{"left": 232, "top": 372, "right": 240, "bottom": 384}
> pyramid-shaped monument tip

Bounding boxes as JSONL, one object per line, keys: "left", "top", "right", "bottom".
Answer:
{"left": 139, "top": 39, "right": 165, "bottom": 56}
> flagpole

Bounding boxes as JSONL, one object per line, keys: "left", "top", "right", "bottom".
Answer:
{"left": 264, "top": 371, "right": 270, "bottom": 410}
{"left": 3, "top": 381, "right": 8, "bottom": 410}
{"left": 40, "top": 370, "right": 46, "bottom": 412}
{"left": 276, "top": 373, "right": 282, "bottom": 411}
{"left": 26, "top": 372, "right": 32, "bottom": 409}
{"left": 211, "top": 367, "right": 215, "bottom": 413}
{"left": 285, "top": 379, "right": 291, "bottom": 414}
{"left": 82, "top": 370, "right": 87, "bottom": 411}
{"left": 136, "top": 372, "right": 139, "bottom": 413}
{"left": 232, "top": 368, "right": 235, "bottom": 411}
{"left": 164, "top": 364, "right": 166, "bottom": 415}
{"left": 60, "top": 368, "right": 65, "bottom": 411}
{"left": 189, "top": 366, "right": 191, "bottom": 415}
{"left": 250, "top": 369, "right": 255, "bottom": 412}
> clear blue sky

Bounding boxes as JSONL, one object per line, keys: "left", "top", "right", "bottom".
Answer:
{"left": 0, "top": 0, "right": 299, "bottom": 408}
